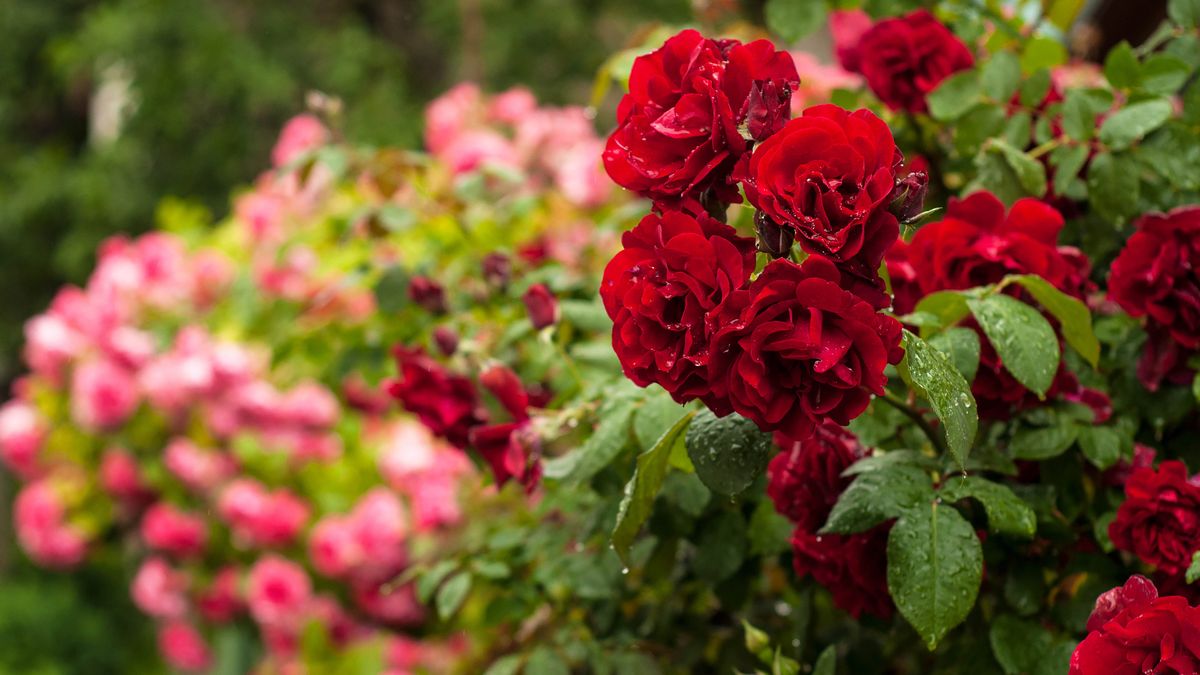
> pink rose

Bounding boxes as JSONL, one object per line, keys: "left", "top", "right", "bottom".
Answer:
{"left": 141, "top": 502, "right": 208, "bottom": 559}
{"left": 309, "top": 515, "right": 360, "bottom": 578}
{"left": 164, "top": 438, "right": 234, "bottom": 492}
{"left": 158, "top": 621, "right": 212, "bottom": 672}
{"left": 425, "top": 83, "right": 482, "bottom": 154}
{"left": 348, "top": 488, "right": 409, "bottom": 574}
{"left": 247, "top": 555, "right": 312, "bottom": 627}
{"left": 280, "top": 381, "right": 339, "bottom": 429}
{"left": 14, "top": 480, "right": 87, "bottom": 568}
{"left": 23, "top": 313, "right": 85, "bottom": 380}
{"left": 131, "top": 557, "right": 189, "bottom": 618}
{"left": 271, "top": 114, "right": 329, "bottom": 168}
{"left": 197, "top": 566, "right": 243, "bottom": 622}
{"left": 352, "top": 579, "right": 424, "bottom": 626}
{"left": 100, "top": 447, "right": 152, "bottom": 504}
{"left": 0, "top": 400, "right": 45, "bottom": 478}
{"left": 70, "top": 358, "right": 140, "bottom": 430}
{"left": 487, "top": 87, "right": 538, "bottom": 124}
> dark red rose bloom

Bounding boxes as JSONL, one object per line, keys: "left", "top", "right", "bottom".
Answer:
{"left": 1109, "top": 460, "right": 1200, "bottom": 578}
{"left": 481, "top": 252, "right": 512, "bottom": 288}
{"left": 407, "top": 276, "right": 448, "bottom": 314}
{"left": 1103, "top": 443, "right": 1158, "bottom": 488}
{"left": 1070, "top": 575, "right": 1200, "bottom": 675}
{"left": 766, "top": 423, "right": 892, "bottom": 619}
{"left": 432, "top": 326, "right": 459, "bottom": 356}
{"left": 471, "top": 364, "right": 540, "bottom": 491}
{"left": 386, "top": 346, "right": 484, "bottom": 448}
{"left": 841, "top": 10, "right": 974, "bottom": 114}
{"left": 603, "top": 29, "right": 798, "bottom": 204}
{"left": 739, "top": 105, "right": 902, "bottom": 306}
{"left": 710, "top": 256, "right": 903, "bottom": 440}
{"left": 884, "top": 240, "right": 921, "bottom": 316}
{"left": 522, "top": 283, "right": 559, "bottom": 330}
{"left": 600, "top": 203, "right": 756, "bottom": 410}
{"left": 1109, "top": 207, "right": 1200, "bottom": 391}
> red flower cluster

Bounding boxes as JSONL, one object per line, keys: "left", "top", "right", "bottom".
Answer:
{"left": 767, "top": 424, "right": 892, "bottom": 619}
{"left": 1108, "top": 206, "right": 1200, "bottom": 390}
{"left": 836, "top": 9, "right": 975, "bottom": 113}
{"left": 1108, "top": 460, "right": 1200, "bottom": 578}
{"left": 1070, "top": 575, "right": 1200, "bottom": 674}
{"left": 602, "top": 30, "right": 908, "bottom": 439}
{"left": 887, "top": 191, "right": 1099, "bottom": 418}
{"left": 603, "top": 29, "right": 798, "bottom": 204}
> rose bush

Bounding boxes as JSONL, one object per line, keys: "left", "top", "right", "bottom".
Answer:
{"left": 10, "top": 1, "right": 1200, "bottom": 673}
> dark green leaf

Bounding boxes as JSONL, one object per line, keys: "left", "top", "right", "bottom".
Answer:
{"left": 749, "top": 499, "right": 794, "bottom": 557}
{"left": 612, "top": 411, "right": 696, "bottom": 565}
{"left": 1099, "top": 99, "right": 1173, "bottom": 150}
{"left": 887, "top": 502, "right": 984, "bottom": 650}
{"left": 1141, "top": 55, "right": 1191, "bottom": 95}
{"left": 928, "top": 327, "right": 982, "bottom": 382}
{"left": 902, "top": 331, "right": 979, "bottom": 467}
{"left": 542, "top": 400, "right": 636, "bottom": 482}
{"left": 968, "top": 295, "right": 1060, "bottom": 396}
{"left": 981, "top": 53, "right": 1021, "bottom": 102}
{"left": 1061, "top": 90, "right": 1096, "bottom": 141}
{"left": 1010, "top": 424, "right": 1079, "bottom": 460}
{"left": 633, "top": 388, "right": 689, "bottom": 450}
{"left": 1170, "top": 0, "right": 1200, "bottom": 27}
{"left": 929, "top": 70, "right": 982, "bottom": 121}
{"left": 1004, "top": 561, "right": 1046, "bottom": 616}
{"left": 1087, "top": 151, "right": 1140, "bottom": 223}
{"left": 939, "top": 476, "right": 1036, "bottom": 538}
{"left": 813, "top": 645, "right": 837, "bottom": 675}
{"left": 436, "top": 571, "right": 472, "bottom": 620}
{"left": 1050, "top": 144, "right": 1090, "bottom": 196}
{"left": 417, "top": 560, "right": 459, "bottom": 604}
{"left": 765, "top": 0, "right": 828, "bottom": 42}
{"left": 822, "top": 465, "right": 934, "bottom": 534}
{"left": 990, "top": 139, "right": 1048, "bottom": 197}
{"left": 989, "top": 614, "right": 1054, "bottom": 675}
{"left": 525, "top": 648, "right": 569, "bottom": 675}
{"left": 1008, "top": 274, "right": 1100, "bottom": 366}
{"left": 1019, "top": 68, "right": 1053, "bottom": 107}
{"left": 694, "top": 510, "right": 747, "bottom": 583}
{"left": 842, "top": 450, "right": 940, "bottom": 476}
{"left": 373, "top": 266, "right": 409, "bottom": 313}
{"left": 1104, "top": 41, "right": 1141, "bottom": 89}
{"left": 1076, "top": 425, "right": 1121, "bottom": 469}
{"left": 685, "top": 409, "right": 774, "bottom": 495}
{"left": 559, "top": 298, "right": 612, "bottom": 333}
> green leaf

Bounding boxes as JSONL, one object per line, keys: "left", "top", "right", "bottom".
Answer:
{"left": 611, "top": 411, "right": 696, "bottom": 565}
{"left": 524, "top": 648, "right": 570, "bottom": 675}
{"left": 1019, "top": 69, "right": 1053, "bottom": 108}
{"left": 1170, "top": 0, "right": 1200, "bottom": 27}
{"left": 813, "top": 645, "right": 837, "bottom": 675}
{"left": 1007, "top": 274, "right": 1100, "bottom": 366}
{"left": 559, "top": 298, "right": 612, "bottom": 334}
{"left": 765, "top": 0, "right": 828, "bottom": 43}
{"left": 914, "top": 291, "right": 972, "bottom": 335}
{"left": 416, "top": 560, "right": 459, "bottom": 603}
{"left": 482, "top": 654, "right": 523, "bottom": 675}
{"left": 1061, "top": 90, "right": 1097, "bottom": 141}
{"left": 1186, "top": 551, "right": 1200, "bottom": 583}
{"left": 373, "top": 266, "right": 409, "bottom": 313}
{"left": 822, "top": 465, "right": 934, "bottom": 534}
{"left": 1004, "top": 561, "right": 1047, "bottom": 616}
{"left": 1141, "top": 55, "right": 1191, "bottom": 95}
{"left": 843, "top": 450, "right": 940, "bottom": 476}
{"left": 685, "top": 409, "right": 774, "bottom": 495}
{"left": 1087, "top": 151, "right": 1140, "bottom": 224}
{"left": 939, "top": 476, "right": 1036, "bottom": 538}
{"left": 694, "top": 509, "right": 747, "bottom": 583}
{"left": 901, "top": 331, "right": 979, "bottom": 467}
{"left": 928, "top": 70, "right": 982, "bottom": 121}
{"left": 633, "top": 388, "right": 689, "bottom": 450}
{"left": 990, "top": 139, "right": 1048, "bottom": 197}
{"left": 1104, "top": 41, "right": 1141, "bottom": 89}
{"left": 928, "top": 327, "right": 982, "bottom": 382}
{"left": 436, "top": 571, "right": 472, "bottom": 620}
{"left": 989, "top": 614, "right": 1055, "bottom": 675}
{"left": 981, "top": 53, "right": 1022, "bottom": 102}
{"left": 749, "top": 499, "right": 794, "bottom": 556}
{"left": 1099, "top": 99, "right": 1173, "bottom": 150}
{"left": 1010, "top": 424, "right": 1079, "bottom": 460}
{"left": 887, "top": 501, "right": 984, "bottom": 650}
{"left": 1076, "top": 425, "right": 1121, "bottom": 469}
{"left": 542, "top": 399, "right": 636, "bottom": 482}
{"left": 955, "top": 104, "right": 1009, "bottom": 156}
{"left": 1020, "top": 38, "right": 1067, "bottom": 73}
{"left": 1050, "top": 144, "right": 1090, "bottom": 196}
{"left": 1045, "top": 0, "right": 1087, "bottom": 30}
{"left": 968, "top": 295, "right": 1060, "bottom": 396}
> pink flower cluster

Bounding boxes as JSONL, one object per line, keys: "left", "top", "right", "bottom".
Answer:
{"left": 424, "top": 83, "right": 611, "bottom": 207}
{"left": 0, "top": 115, "right": 475, "bottom": 672}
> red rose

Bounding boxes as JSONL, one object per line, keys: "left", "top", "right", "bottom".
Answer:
{"left": 841, "top": 10, "right": 974, "bottom": 113}
{"left": 767, "top": 424, "right": 892, "bottom": 619}
{"left": 603, "top": 30, "right": 798, "bottom": 204}
{"left": 600, "top": 203, "right": 756, "bottom": 409}
{"left": 1109, "top": 206, "right": 1200, "bottom": 390}
{"left": 386, "top": 346, "right": 484, "bottom": 448}
{"left": 710, "top": 256, "right": 903, "bottom": 440}
{"left": 408, "top": 276, "right": 448, "bottom": 314}
{"left": 470, "top": 364, "right": 540, "bottom": 491}
{"left": 1070, "top": 575, "right": 1200, "bottom": 675}
{"left": 522, "top": 283, "right": 559, "bottom": 330}
{"left": 1109, "top": 460, "right": 1200, "bottom": 578}
{"left": 739, "top": 105, "right": 902, "bottom": 306}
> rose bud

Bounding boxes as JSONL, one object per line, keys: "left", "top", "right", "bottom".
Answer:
{"left": 755, "top": 211, "right": 794, "bottom": 259}
{"left": 432, "top": 326, "right": 459, "bottom": 356}
{"left": 481, "top": 253, "right": 512, "bottom": 288}
{"left": 888, "top": 171, "right": 930, "bottom": 223}
{"left": 407, "top": 276, "right": 447, "bottom": 314}
{"left": 745, "top": 79, "right": 793, "bottom": 142}
{"left": 522, "top": 284, "right": 558, "bottom": 330}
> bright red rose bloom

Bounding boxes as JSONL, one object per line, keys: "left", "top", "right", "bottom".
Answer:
{"left": 386, "top": 346, "right": 484, "bottom": 448}
{"left": 1108, "top": 206, "right": 1200, "bottom": 390}
{"left": 740, "top": 105, "right": 902, "bottom": 306}
{"left": 710, "top": 256, "right": 903, "bottom": 440}
{"left": 603, "top": 29, "right": 798, "bottom": 204}
{"left": 470, "top": 364, "right": 541, "bottom": 491}
{"left": 1070, "top": 575, "right": 1200, "bottom": 675}
{"left": 842, "top": 10, "right": 974, "bottom": 113}
{"left": 767, "top": 424, "right": 892, "bottom": 618}
{"left": 1109, "top": 460, "right": 1200, "bottom": 578}
{"left": 600, "top": 203, "right": 756, "bottom": 410}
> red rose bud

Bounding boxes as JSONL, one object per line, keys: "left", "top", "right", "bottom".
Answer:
{"left": 745, "top": 79, "right": 793, "bottom": 142}
{"left": 888, "top": 171, "right": 929, "bottom": 223}
{"left": 482, "top": 252, "right": 512, "bottom": 288}
{"left": 408, "top": 276, "right": 447, "bottom": 314}
{"left": 479, "top": 363, "right": 530, "bottom": 420}
{"left": 522, "top": 284, "right": 558, "bottom": 330}
{"left": 432, "top": 326, "right": 459, "bottom": 356}
{"left": 754, "top": 211, "right": 794, "bottom": 259}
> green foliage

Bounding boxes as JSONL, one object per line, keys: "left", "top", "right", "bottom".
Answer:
{"left": 684, "top": 409, "right": 774, "bottom": 496}
{"left": 900, "top": 330, "right": 979, "bottom": 467}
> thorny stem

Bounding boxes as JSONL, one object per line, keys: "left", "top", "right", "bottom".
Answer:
{"left": 877, "top": 389, "right": 949, "bottom": 457}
